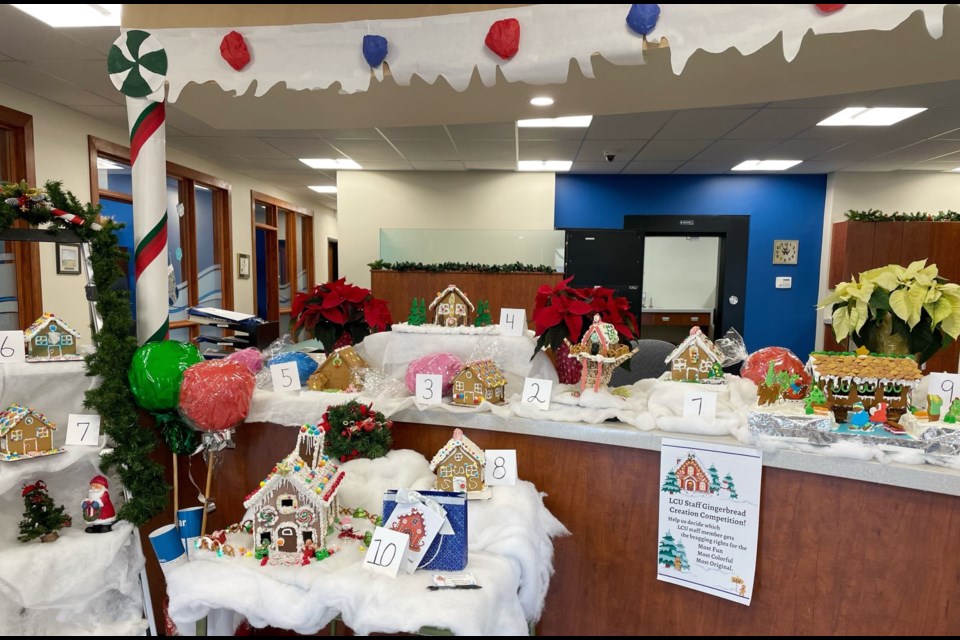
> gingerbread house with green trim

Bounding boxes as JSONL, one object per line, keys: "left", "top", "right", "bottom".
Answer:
{"left": 805, "top": 351, "right": 923, "bottom": 422}
{"left": 24, "top": 313, "right": 81, "bottom": 361}
{"left": 0, "top": 405, "right": 64, "bottom": 461}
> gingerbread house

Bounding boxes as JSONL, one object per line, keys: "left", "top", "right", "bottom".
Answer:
{"left": 0, "top": 405, "right": 63, "bottom": 461}
{"left": 806, "top": 351, "right": 922, "bottom": 423}
{"left": 674, "top": 453, "right": 711, "bottom": 494}
{"left": 429, "top": 428, "right": 485, "bottom": 493}
{"left": 242, "top": 423, "right": 345, "bottom": 566}
{"left": 429, "top": 285, "right": 474, "bottom": 327}
{"left": 451, "top": 360, "right": 507, "bottom": 406}
{"left": 307, "top": 346, "right": 368, "bottom": 391}
{"left": 567, "top": 314, "right": 637, "bottom": 392}
{"left": 24, "top": 313, "right": 80, "bottom": 360}
{"left": 665, "top": 326, "right": 724, "bottom": 383}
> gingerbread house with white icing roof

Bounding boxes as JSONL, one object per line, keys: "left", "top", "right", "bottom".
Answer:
{"left": 429, "top": 285, "right": 474, "bottom": 327}
{"left": 243, "top": 423, "right": 345, "bottom": 566}
{"left": 665, "top": 326, "right": 725, "bottom": 383}
{"left": 430, "top": 427, "right": 486, "bottom": 493}
{"left": 24, "top": 313, "right": 81, "bottom": 361}
{"left": 0, "top": 404, "right": 63, "bottom": 461}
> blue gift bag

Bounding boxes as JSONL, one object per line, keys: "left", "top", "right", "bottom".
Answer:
{"left": 382, "top": 490, "right": 468, "bottom": 571}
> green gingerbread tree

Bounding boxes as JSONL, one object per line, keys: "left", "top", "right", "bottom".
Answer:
{"left": 708, "top": 464, "right": 722, "bottom": 494}
{"left": 723, "top": 473, "right": 738, "bottom": 500}
{"left": 474, "top": 300, "right": 492, "bottom": 327}
{"left": 18, "top": 480, "right": 71, "bottom": 543}
{"left": 805, "top": 386, "right": 827, "bottom": 415}
{"left": 661, "top": 470, "right": 681, "bottom": 494}
{"left": 658, "top": 531, "right": 678, "bottom": 568}
{"left": 407, "top": 298, "right": 427, "bottom": 326}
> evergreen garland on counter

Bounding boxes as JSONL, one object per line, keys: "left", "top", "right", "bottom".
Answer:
{"left": 845, "top": 209, "right": 960, "bottom": 222}
{"left": 369, "top": 259, "right": 557, "bottom": 274}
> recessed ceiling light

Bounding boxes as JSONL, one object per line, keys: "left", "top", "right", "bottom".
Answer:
{"left": 308, "top": 186, "right": 338, "bottom": 194}
{"left": 96, "top": 157, "right": 126, "bottom": 171}
{"left": 517, "top": 160, "right": 573, "bottom": 172}
{"left": 12, "top": 4, "right": 121, "bottom": 27}
{"left": 529, "top": 96, "right": 555, "bottom": 107}
{"left": 299, "top": 158, "right": 362, "bottom": 170}
{"left": 517, "top": 115, "right": 592, "bottom": 128}
{"left": 731, "top": 160, "right": 803, "bottom": 171}
{"left": 817, "top": 107, "right": 927, "bottom": 127}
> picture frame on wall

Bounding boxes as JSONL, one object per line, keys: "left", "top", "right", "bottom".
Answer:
{"left": 238, "top": 253, "right": 251, "bottom": 279}
{"left": 56, "top": 243, "right": 81, "bottom": 275}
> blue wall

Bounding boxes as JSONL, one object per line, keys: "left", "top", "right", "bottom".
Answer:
{"left": 554, "top": 174, "right": 827, "bottom": 357}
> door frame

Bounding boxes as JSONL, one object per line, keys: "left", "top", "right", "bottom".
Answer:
{"left": 327, "top": 238, "right": 339, "bottom": 282}
{"left": 250, "top": 191, "right": 314, "bottom": 321}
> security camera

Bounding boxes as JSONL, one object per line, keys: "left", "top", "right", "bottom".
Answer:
{"left": 604, "top": 152, "right": 616, "bottom": 162}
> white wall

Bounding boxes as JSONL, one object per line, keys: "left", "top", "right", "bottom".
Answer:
{"left": 0, "top": 82, "right": 336, "bottom": 341}
{"left": 337, "top": 171, "right": 556, "bottom": 287}
{"left": 642, "top": 236, "right": 719, "bottom": 310}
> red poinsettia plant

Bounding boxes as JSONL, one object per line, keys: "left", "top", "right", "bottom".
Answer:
{"left": 291, "top": 278, "right": 392, "bottom": 349}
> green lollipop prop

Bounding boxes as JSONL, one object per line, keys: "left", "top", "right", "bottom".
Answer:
{"left": 129, "top": 340, "right": 204, "bottom": 411}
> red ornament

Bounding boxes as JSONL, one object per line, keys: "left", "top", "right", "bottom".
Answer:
{"left": 816, "top": 4, "right": 845, "bottom": 13}
{"left": 485, "top": 18, "right": 520, "bottom": 60}
{"left": 220, "top": 31, "right": 251, "bottom": 71}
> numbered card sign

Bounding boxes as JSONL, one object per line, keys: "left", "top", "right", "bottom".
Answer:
{"left": 0, "top": 330, "right": 26, "bottom": 364}
{"left": 499, "top": 308, "right": 527, "bottom": 337}
{"left": 66, "top": 414, "right": 101, "bottom": 446}
{"left": 521, "top": 377, "right": 553, "bottom": 411}
{"left": 682, "top": 390, "right": 717, "bottom": 421}
{"left": 484, "top": 449, "right": 518, "bottom": 486}
{"left": 415, "top": 374, "right": 443, "bottom": 406}
{"left": 363, "top": 526, "right": 410, "bottom": 578}
{"left": 928, "top": 373, "right": 960, "bottom": 408}
{"left": 270, "top": 362, "right": 301, "bottom": 393}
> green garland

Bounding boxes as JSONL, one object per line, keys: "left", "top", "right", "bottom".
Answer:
{"left": 845, "top": 209, "right": 960, "bottom": 222}
{"left": 0, "top": 181, "right": 166, "bottom": 526}
{"left": 369, "top": 259, "right": 557, "bottom": 274}
{"left": 321, "top": 401, "right": 393, "bottom": 462}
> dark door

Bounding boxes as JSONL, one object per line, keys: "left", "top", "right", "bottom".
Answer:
{"left": 328, "top": 239, "right": 339, "bottom": 281}
{"left": 563, "top": 229, "right": 644, "bottom": 314}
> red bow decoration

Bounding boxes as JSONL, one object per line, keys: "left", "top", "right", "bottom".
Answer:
{"left": 220, "top": 31, "right": 251, "bottom": 71}
{"left": 485, "top": 18, "right": 520, "bottom": 60}
{"left": 21, "top": 480, "right": 46, "bottom": 496}
{"left": 815, "top": 4, "right": 845, "bottom": 13}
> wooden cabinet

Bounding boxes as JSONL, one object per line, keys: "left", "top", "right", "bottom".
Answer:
{"left": 641, "top": 312, "right": 710, "bottom": 327}
{"left": 828, "top": 220, "right": 960, "bottom": 372}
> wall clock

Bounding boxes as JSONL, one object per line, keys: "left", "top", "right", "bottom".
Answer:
{"left": 773, "top": 240, "right": 799, "bottom": 265}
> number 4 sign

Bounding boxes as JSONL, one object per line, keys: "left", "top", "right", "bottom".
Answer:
{"left": 499, "top": 308, "right": 527, "bottom": 337}
{"left": 484, "top": 449, "right": 517, "bottom": 486}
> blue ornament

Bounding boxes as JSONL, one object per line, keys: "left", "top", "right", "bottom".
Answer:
{"left": 267, "top": 352, "right": 319, "bottom": 385}
{"left": 626, "top": 4, "right": 661, "bottom": 37}
{"left": 362, "top": 35, "right": 388, "bottom": 69}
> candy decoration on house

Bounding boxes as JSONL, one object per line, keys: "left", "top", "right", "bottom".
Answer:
{"left": 220, "top": 31, "right": 252, "bottom": 71}
{"left": 307, "top": 346, "right": 368, "bottom": 392}
{"left": 803, "top": 385, "right": 828, "bottom": 415}
{"left": 321, "top": 401, "right": 393, "bottom": 462}
{"left": 430, "top": 428, "right": 485, "bottom": 494}
{"left": 485, "top": 18, "right": 520, "bottom": 60}
{"left": 0, "top": 405, "right": 63, "bottom": 462}
{"left": 567, "top": 314, "right": 638, "bottom": 393}
{"left": 430, "top": 285, "right": 474, "bottom": 327}
{"left": 362, "top": 34, "right": 389, "bottom": 68}
{"left": 943, "top": 398, "right": 960, "bottom": 424}
{"left": 242, "top": 424, "right": 345, "bottom": 566}
{"left": 805, "top": 351, "right": 923, "bottom": 423}
{"left": 18, "top": 480, "right": 71, "bottom": 543}
{"left": 928, "top": 394, "right": 943, "bottom": 421}
{"left": 665, "top": 326, "right": 725, "bottom": 383}
{"left": 108, "top": 30, "right": 170, "bottom": 345}
{"left": 626, "top": 4, "right": 661, "bottom": 37}
{"left": 473, "top": 300, "right": 492, "bottom": 327}
{"left": 81, "top": 474, "right": 118, "bottom": 533}
{"left": 756, "top": 361, "right": 801, "bottom": 406}
{"left": 406, "top": 298, "right": 427, "bottom": 326}
{"left": 24, "top": 313, "right": 81, "bottom": 361}
{"left": 451, "top": 360, "right": 507, "bottom": 406}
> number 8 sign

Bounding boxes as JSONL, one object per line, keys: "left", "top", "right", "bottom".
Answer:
{"left": 484, "top": 449, "right": 517, "bottom": 486}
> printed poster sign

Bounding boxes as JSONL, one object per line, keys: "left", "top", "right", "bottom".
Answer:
{"left": 657, "top": 438, "right": 762, "bottom": 605}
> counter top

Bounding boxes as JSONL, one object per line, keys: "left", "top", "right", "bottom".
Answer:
{"left": 642, "top": 308, "right": 713, "bottom": 314}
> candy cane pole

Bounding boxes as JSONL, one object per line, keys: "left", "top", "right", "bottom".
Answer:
{"left": 109, "top": 30, "right": 170, "bottom": 345}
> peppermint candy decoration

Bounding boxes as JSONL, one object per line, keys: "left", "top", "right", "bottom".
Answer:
{"left": 107, "top": 30, "right": 168, "bottom": 99}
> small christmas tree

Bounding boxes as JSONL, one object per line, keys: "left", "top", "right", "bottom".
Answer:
{"left": 805, "top": 386, "right": 827, "bottom": 415}
{"left": 407, "top": 298, "right": 427, "bottom": 326}
{"left": 18, "top": 480, "right": 71, "bottom": 543}
{"left": 708, "top": 464, "right": 722, "bottom": 494}
{"left": 723, "top": 473, "right": 738, "bottom": 500}
{"left": 661, "top": 470, "right": 681, "bottom": 493}
{"left": 675, "top": 539, "right": 691, "bottom": 571}
{"left": 658, "top": 531, "right": 678, "bottom": 568}
{"left": 474, "top": 300, "right": 492, "bottom": 327}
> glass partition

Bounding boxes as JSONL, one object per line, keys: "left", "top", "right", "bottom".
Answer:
{"left": 380, "top": 228, "right": 564, "bottom": 270}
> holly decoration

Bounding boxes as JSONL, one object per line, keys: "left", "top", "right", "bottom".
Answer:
{"left": 845, "top": 209, "right": 960, "bottom": 222}
{"left": 19, "top": 481, "right": 72, "bottom": 543}
{"left": 474, "top": 300, "right": 492, "bottom": 327}
{"left": 322, "top": 401, "right": 393, "bottom": 462}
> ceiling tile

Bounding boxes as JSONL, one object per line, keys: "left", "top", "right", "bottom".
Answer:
{"left": 875, "top": 140, "right": 960, "bottom": 163}
{"left": 317, "top": 128, "right": 383, "bottom": 140}
{"left": 236, "top": 158, "right": 317, "bottom": 172}
{"left": 0, "top": 61, "right": 116, "bottom": 107}
{"left": 454, "top": 140, "right": 516, "bottom": 162}
{"left": 808, "top": 138, "right": 910, "bottom": 163}
{"left": 769, "top": 91, "right": 878, "bottom": 109}
{"left": 70, "top": 105, "right": 127, "bottom": 129}
{"left": 392, "top": 139, "right": 459, "bottom": 161}
{"left": 355, "top": 161, "right": 414, "bottom": 170}
{"left": 585, "top": 112, "right": 674, "bottom": 140}
{"left": 259, "top": 137, "right": 338, "bottom": 157}
{"left": 0, "top": 6, "right": 106, "bottom": 60}
{"left": 464, "top": 160, "right": 517, "bottom": 170}
{"left": 244, "top": 129, "right": 326, "bottom": 138}
{"left": 840, "top": 161, "right": 911, "bottom": 172}
{"left": 165, "top": 108, "right": 238, "bottom": 137}
{"left": 379, "top": 126, "right": 450, "bottom": 140}
{"left": 633, "top": 139, "right": 711, "bottom": 162}
{"left": 867, "top": 82, "right": 960, "bottom": 109}
{"left": 656, "top": 108, "right": 757, "bottom": 140}
{"left": 691, "top": 139, "right": 779, "bottom": 163}
{"left": 724, "top": 108, "right": 835, "bottom": 139}
{"left": 27, "top": 59, "right": 124, "bottom": 104}
{"left": 518, "top": 140, "right": 582, "bottom": 161}
{"left": 329, "top": 139, "right": 405, "bottom": 161}
{"left": 447, "top": 123, "right": 515, "bottom": 141}
{"left": 784, "top": 161, "right": 852, "bottom": 174}
{"left": 672, "top": 162, "right": 733, "bottom": 175}
{"left": 518, "top": 127, "right": 587, "bottom": 141}
{"left": 576, "top": 140, "right": 645, "bottom": 163}
{"left": 58, "top": 26, "right": 119, "bottom": 56}
{"left": 570, "top": 161, "right": 628, "bottom": 174}
{"left": 194, "top": 137, "right": 291, "bottom": 158}
{"left": 764, "top": 138, "right": 852, "bottom": 160}
{"left": 410, "top": 161, "right": 466, "bottom": 171}
{"left": 622, "top": 161, "right": 683, "bottom": 174}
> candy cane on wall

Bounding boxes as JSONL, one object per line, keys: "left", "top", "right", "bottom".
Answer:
{"left": 108, "top": 30, "right": 170, "bottom": 344}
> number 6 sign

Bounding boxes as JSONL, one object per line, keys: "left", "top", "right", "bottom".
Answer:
{"left": 0, "top": 330, "right": 26, "bottom": 363}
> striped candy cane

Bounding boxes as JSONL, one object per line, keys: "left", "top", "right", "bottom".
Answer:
{"left": 109, "top": 30, "right": 169, "bottom": 344}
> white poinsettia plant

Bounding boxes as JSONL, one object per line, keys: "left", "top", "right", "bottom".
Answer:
{"left": 818, "top": 260, "right": 960, "bottom": 364}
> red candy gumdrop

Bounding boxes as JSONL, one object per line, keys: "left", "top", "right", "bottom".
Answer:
{"left": 485, "top": 18, "right": 520, "bottom": 60}
{"left": 220, "top": 31, "right": 251, "bottom": 71}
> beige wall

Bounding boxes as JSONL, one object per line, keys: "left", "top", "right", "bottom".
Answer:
{"left": 0, "top": 82, "right": 336, "bottom": 342}
{"left": 337, "top": 171, "right": 555, "bottom": 288}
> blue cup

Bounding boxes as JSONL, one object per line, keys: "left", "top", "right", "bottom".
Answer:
{"left": 149, "top": 524, "right": 186, "bottom": 573}
{"left": 177, "top": 506, "right": 204, "bottom": 557}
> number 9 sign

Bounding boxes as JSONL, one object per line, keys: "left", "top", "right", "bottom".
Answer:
{"left": 929, "top": 373, "right": 960, "bottom": 406}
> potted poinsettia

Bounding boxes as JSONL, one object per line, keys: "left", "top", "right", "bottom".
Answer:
{"left": 819, "top": 260, "right": 960, "bottom": 364}
{"left": 291, "top": 278, "right": 392, "bottom": 349}
{"left": 532, "top": 277, "right": 639, "bottom": 383}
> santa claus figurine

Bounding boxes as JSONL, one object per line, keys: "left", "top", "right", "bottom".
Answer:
{"left": 81, "top": 474, "right": 117, "bottom": 533}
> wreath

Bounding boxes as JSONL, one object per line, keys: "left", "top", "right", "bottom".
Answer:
{"left": 321, "top": 401, "right": 393, "bottom": 462}
{"left": 0, "top": 180, "right": 165, "bottom": 526}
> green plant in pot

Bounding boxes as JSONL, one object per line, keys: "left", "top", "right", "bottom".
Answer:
{"left": 819, "top": 260, "right": 960, "bottom": 364}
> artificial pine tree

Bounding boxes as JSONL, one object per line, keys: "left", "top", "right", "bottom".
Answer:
{"left": 723, "top": 473, "right": 739, "bottom": 499}
{"left": 658, "top": 531, "right": 678, "bottom": 568}
{"left": 18, "top": 480, "right": 71, "bottom": 543}
{"left": 474, "top": 300, "right": 492, "bottom": 327}
{"left": 407, "top": 298, "right": 427, "bottom": 326}
{"left": 661, "top": 470, "right": 681, "bottom": 493}
{"left": 708, "top": 464, "right": 722, "bottom": 494}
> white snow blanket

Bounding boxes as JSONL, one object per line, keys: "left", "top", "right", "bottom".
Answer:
{"left": 165, "top": 450, "right": 568, "bottom": 635}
